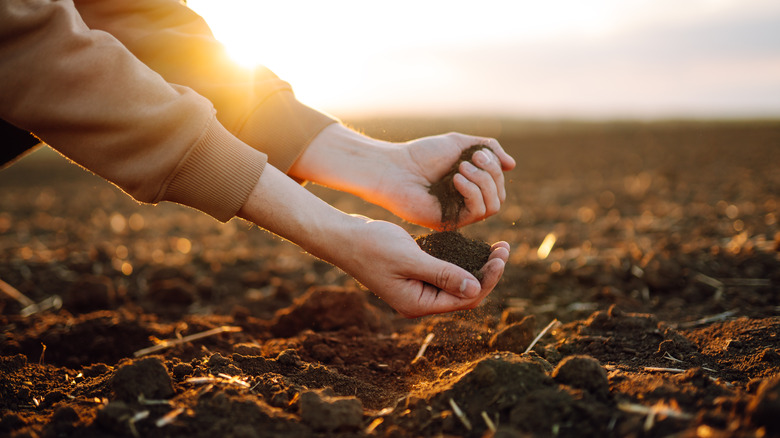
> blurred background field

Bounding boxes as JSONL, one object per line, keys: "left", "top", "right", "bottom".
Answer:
{"left": 2, "top": 118, "right": 778, "bottom": 323}
{"left": 2, "top": 118, "right": 780, "bottom": 437}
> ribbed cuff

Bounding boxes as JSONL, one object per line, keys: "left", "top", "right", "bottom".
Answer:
{"left": 235, "top": 90, "right": 337, "bottom": 173}
{"left": 160, "top": 118, "right": 267, "bottom": 222}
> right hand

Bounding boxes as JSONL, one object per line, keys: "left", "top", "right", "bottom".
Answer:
{"left": 333, "top": 218, "right": 510, "bottom": 318}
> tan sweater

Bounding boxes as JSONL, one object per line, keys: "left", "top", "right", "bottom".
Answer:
{"left": 0, "top": 0, "right": 336, "bottom": 221}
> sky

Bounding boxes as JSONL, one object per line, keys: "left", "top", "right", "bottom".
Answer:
{"left": 187, "top": 0, "right": 780, "bottom": 119}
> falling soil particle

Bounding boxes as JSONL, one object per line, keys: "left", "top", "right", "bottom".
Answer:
{"left": 415, "top": 230, "right": 491, "bottom": 280}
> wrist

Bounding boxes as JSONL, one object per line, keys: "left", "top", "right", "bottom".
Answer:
{"left": 237, "top": 164, "right": 369, "bottom": 270}
{"left": 288, "top": 124, "right": 398, "bottom": 198}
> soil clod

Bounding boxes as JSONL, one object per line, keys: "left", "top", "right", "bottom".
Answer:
{"left": 415, "top": 230, "right": 491, "bottom": 280}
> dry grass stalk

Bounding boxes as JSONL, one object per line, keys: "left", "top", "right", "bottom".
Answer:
{"left": 134, "top": 326, "right": 242, "bottom": 357}
{"left": 128, "top": 410, "right": 149, "bottom": 438}
{"left": 694, "top": 273, "right": 725, "bottom": 300}
{"left": 618, "top": 401, "right": 692, "bottom": 432}
{"left": 663, "top": 352, "right": 684, "bottom": 363}
{"left": 0, "top": 278, "right": 34, "bottom": 307}
{"left": 156, "top": 407, "right": 185, "bottom": 428}
{"left": 675, "top": 309, "right": 737, "bottom": 329}
{"left": 644, "top": 367, "right": 686, "bottom": 373}
{"left": 414, "top": 333, "right": 435, "bottom": 361}
{"left": 524, "top": 319, "right": 560, "bottom": 354}
{"left": 481, "top": 411, "right": 497, "bottom": 433}
{"left": 185, "top": 374, "right": 249, "bottom": 389}
{"left": 365, "top": 418, "right": 383, "bottom": 434}
{"left": 20, "top": 295, "right": 62, "bottom": 318}
{"left": 723, "top": 278, "right": 771, "bottom": 287}
{"left": 449, "top": 398, "right": 472, "bottom": 431}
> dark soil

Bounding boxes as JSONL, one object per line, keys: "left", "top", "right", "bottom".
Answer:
{"left": 427, "top": 144, "right": 490, "bottom": 227}
{"left": 422, "top": 144, "right": 493, "bottom": 280}
{"left": 1, "top": 119, "right": 779, "bottom": 437}
{"left": 415, "top": 231, "right": 491, "bottom": 280}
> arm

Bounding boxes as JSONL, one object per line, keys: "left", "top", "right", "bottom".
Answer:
{"left": 0, "top": 0, "right": 264, "bottom": 222}
{"left": 289, "top": 124, "right": 517, "bottom": 229}
{"left": 75, "top": 0, "right": 337, "bottom": 173}
{"left": 238, "top": 164, "right": 510, "bottom": 318}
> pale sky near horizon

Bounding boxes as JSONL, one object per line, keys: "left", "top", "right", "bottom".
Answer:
{"left": 187, "top": 0, "right": 780, "bottom": 119}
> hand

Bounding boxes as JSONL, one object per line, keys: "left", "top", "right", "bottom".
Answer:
{"left": 379, "top": 132, "right": 516, "bottom": 229}
{"left": 237, "top": 166, "right": 510, "bottom": 317}
{"left": 289, "top": 125, "right": 516, "bottom": 230}
{"left": 334, "top": 219, "right": 510, "bottom": 318}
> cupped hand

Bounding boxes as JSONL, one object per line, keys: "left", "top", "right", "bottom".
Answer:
{"left": 376, "top": 133, "right": 516, "bottom": 230}
{"left": 336, "top": 218, "right": 510, "bottom": 318}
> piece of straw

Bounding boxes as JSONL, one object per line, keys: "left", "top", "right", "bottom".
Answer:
{"left": 414, "top": 333, "right": 435, "bottom": 361}
{"left": 449, "top": 398, "right": 472, "bottom": 431}
{"left": 675, "top": 309, "right": 737, "bottom": 329}
{"left": 481, "top": 411, "right": 497, "bottom": 433}
{"left": 134, "top": 326, "right": 242, "bottom": 357}
{"left": 156, "top": 407, "right": 185, "bottom": 428}
{"left": 0, "top": 278, "right": 34, "bottom": 307}
{"left": 524, "top": 319, "right": 560, "bottom": 354}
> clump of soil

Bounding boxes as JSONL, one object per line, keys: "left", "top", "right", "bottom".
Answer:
{"left": 418, "top": 144, "right": 493, "bottom": 279}
{"left": 427, "top": 144, "right": 489, "bottom": 227}
{"left": 415, "top": 231, "right": 491, "bottom": 280}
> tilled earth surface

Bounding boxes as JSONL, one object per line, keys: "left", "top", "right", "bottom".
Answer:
{"left": 1, "top": 120, "right": 779, "bottom": 437}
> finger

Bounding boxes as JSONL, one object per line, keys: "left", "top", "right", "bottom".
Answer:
{"left": 459, "top": 160, "right": 500, "bottom": 217}
{"left": 411, "top": 252, "right": 481, "bottom": 300}
{"left": 472, "top": 149, "right": 507, "bottom": 203}
{"left": 405, "top": 243, "right": 510, "bottom": 317}
{"left": 489, "top": 241, "right": 511, "bottom": 262}
{"left": 478, "top": 255, "right": 507, "bottom": 297}
{"left": 453, "top": 172, "right": 486, "bottom": 220}
{"left": 480, "top": 138, "right": 516, "bottom": 171}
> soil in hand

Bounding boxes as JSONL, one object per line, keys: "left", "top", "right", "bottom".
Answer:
{"left": 416, "top": 231, "right": 491, "bottom": 280}
{"left": 420, "top": 144, "right": 493, "bottom": 279}
{"left": 427, "top": 144, "right": 489, "bottom": 228}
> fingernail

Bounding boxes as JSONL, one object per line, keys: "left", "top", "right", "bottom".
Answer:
{"left": 460, "top": 278, "right": 480, "bottom": 298}
{"left": 462, "top": 161, "right": 477, "bottom": 173}
{"left": 473, "top": 150, "right": 489, "bottom": 165}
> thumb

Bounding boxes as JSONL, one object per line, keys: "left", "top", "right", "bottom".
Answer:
{"left": 414, "top": 254, "right": 481, "bottom": 299}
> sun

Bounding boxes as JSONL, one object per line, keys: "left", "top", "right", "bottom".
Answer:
{"left": 186, "top": 0, "right": 369, "bottom": 112}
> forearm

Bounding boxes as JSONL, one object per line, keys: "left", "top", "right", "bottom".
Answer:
{"left": 76, "top": 0, "right": 337, "bottom": 172}
{"left": 0, "top": 1, "right": 265, "bottom": 221}
{"left": 288, "top": 124, "right": 397, "bottom": 198}
{"left": 237, "top": 164, "right": 364, "bottom": 268}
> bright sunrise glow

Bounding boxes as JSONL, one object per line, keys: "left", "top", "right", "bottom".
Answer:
{"left": 186, "top": 0, "right": 780, "bottom": 118}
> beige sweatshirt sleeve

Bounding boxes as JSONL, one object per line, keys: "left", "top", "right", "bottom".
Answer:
{"left": 74, "top": 0, "right": 338, "bottom": 173}
{"left": 0, "top": 0, "right": 266, "bottom": 222}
